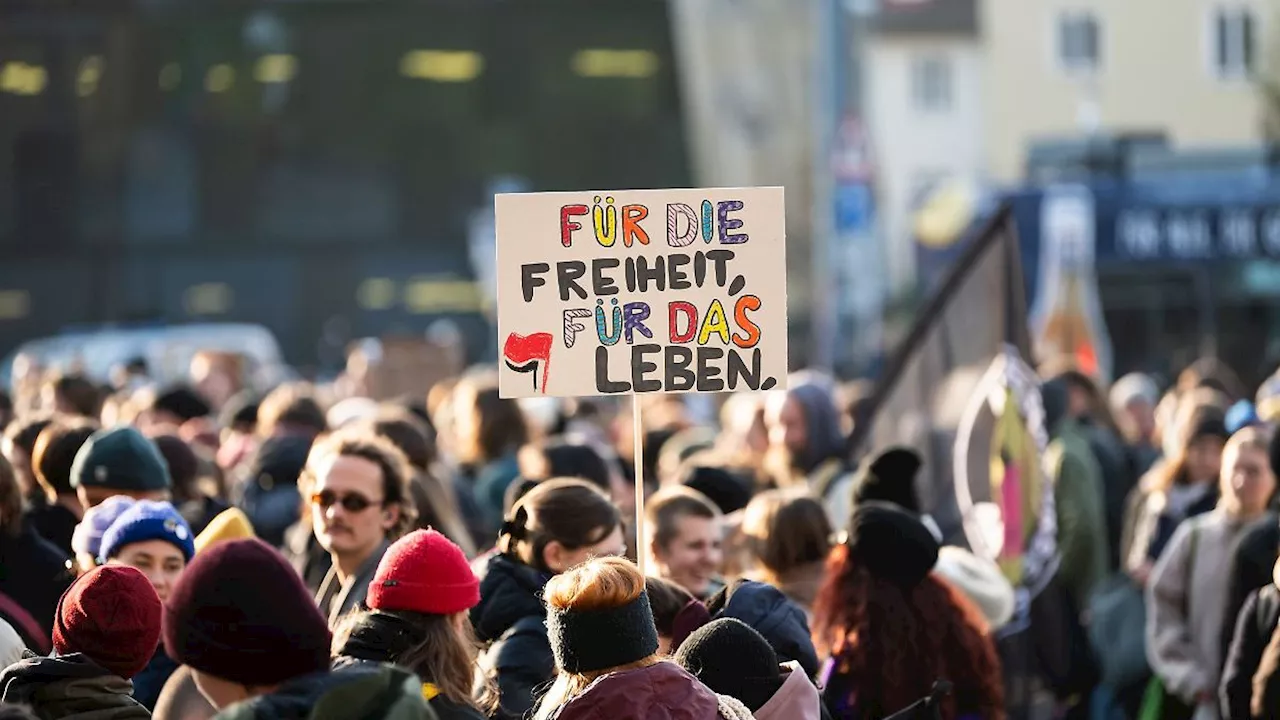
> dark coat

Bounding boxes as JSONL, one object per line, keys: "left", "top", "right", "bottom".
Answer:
{"left": 1220, "top": 514, "right": 1280, "bottom": 674}
{"left": 705, "top": 580, "right": 820, "bottom": 678}
{"left": 1220, "top": 585, "right": 1280, "bottom": 720}
{"left": 25, "top": 501, "right": 79, "bottom": 557}
{"left": 0, "top": 652, "right": 150, "bottom": 720}
{"left": 132, "top": 649, "right": 179, "bottom": 711}
{"left": 470, "top": 554, "right": 554, "bottom": 720}
{"left": 212, "top": 664, "right": 437, "bottom": 720}
{"left": 0, "top": 523, "right": 73, "bottom": 645}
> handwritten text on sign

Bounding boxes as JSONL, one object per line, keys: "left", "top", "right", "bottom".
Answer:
{"left": 495, "top": 187, "right": 788, "bottom": 398}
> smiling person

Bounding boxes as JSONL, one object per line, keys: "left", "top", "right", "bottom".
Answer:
{"left": 644, "top": 486, "right": 725, "bottom": 600}
{"left": 472, "top": 479, "right": 625, "bottom": 720}
{"left": 307, "top": 430, "right": 417, "bottom": 630}
{"left": 99, "top": 499, "right": 196, "bottom": 711}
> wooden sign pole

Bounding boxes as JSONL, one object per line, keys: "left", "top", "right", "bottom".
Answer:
{"left": 632, "top": 397, "right": 646, "bottom": 576}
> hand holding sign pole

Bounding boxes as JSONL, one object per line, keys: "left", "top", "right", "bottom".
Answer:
{"left": 496, "top": 187, "right": 788, "bottom": 577}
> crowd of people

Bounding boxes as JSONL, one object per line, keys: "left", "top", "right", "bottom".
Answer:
{"left": 0, "top": 351, "right": 1277, "bottom": 720}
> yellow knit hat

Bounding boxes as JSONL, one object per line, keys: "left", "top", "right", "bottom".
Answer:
{"left": 195, "top": 507, "right": 256, "bottom": 554}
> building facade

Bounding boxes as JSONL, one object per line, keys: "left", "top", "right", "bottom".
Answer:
{"left": 982, "top": 0, "right": 1270, "bottom": 182}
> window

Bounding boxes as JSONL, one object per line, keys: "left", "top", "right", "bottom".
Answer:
{"left": 1211, "top": 6, "right": 1256, "bottom": 78}
{"left": 1056, "top": 12, "right": 1100, "bottom": 72}
{"left": 910, "top": 55, "right": 951, "bottom": 113}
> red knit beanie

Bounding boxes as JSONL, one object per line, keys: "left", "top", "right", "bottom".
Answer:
{"left": 54, "top": 565, "right": 162, "bottom": 679}
{"left": 366, "top": 529, "right": 480, "bottom": 615}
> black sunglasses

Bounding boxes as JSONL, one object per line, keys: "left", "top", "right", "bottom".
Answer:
{"left": 310, "top": 490, "right": 382, "bottom": 513}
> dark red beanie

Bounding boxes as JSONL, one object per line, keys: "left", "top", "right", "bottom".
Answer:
{"left": 366, "top": 529, "right": 479, "bottom": 616}
{"left": 54, "top": 565, "right": 161, "bottom": 679}
{"left": 162, "top": 538, "right": 331, "bottom": 686}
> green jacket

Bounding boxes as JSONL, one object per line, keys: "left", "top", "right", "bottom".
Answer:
{"left": 1047, "top": 418, "right": 1110, "bottom": 609}
{"left": 214, "top": 663, "right": 438, "bottom": 720}
{"left": 0, "top": 652, "right": 150, "bottom": 720}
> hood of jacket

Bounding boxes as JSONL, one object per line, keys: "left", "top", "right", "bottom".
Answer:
{"left": 471, "top": 554, "right": 549, "bottom": 644}
{"left": 214, "top": 663, "right": 437, "bottom": 720}
{"left": 706, "top": 580, "right": 819, "bottom": 678}
{"left": 753, "top": 662, "right": 821, "bottom": 720}
{"left": 0, "top": 652, "right": 149, "bottom": 720}
{"left": 551, "top": 662, "right": 726, "bottom": 720}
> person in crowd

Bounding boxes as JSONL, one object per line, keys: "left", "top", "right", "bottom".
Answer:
{"left": 1217, "top": 429, "right": 1280, "bottom": 677}
{"left": 215, "top": 391, "right": 259, "bottom": 472}
{"left": 679, "top": 465, "right": 753, "bottom": 517}
{"left": 368, "top": 410, "right": 476, "bottom": 557}
{"left": 741, "top": 489, "right": 831, "bottom": 616}
{"left": 68, "top": 495, "right": 134, "bottom": 575}
{"left": 532, "top": 556, "right": 755, "bottom": 720}
{"left": 1125, "top": 404, "right": 1229, "bottom": 584}
{"left": 1220, "top": 556, "right": 1280, "bottom": 720}
{"left": 162, "top": 538, "right": 436, "bottom": 719}
{"left": 308, "top": 430, "right": 417, "bottom": 629}
{"left": 152, "top": 508, "right": 257, "bottom": 720}
{"left": 1040, "top": 376, "right": 1110, "bottom": 609}
{"left": 1110, "top": 372, "right": 1162, "bottom": 477}
{"left": 644, "top": 486, "right": 726, "bottom": 600}
{"left": 241, "top": 433, "right": 312, "bottom": 549}
{"left": 718, "top": 394, "right": 770, "bottom": 488}
{"left": 1049, "top": 368, "right": 1137, "bottom": 573}
{"left": 139, "top": 385, "right": 213, "bottom": 435}
{"left": 851, "top": 446, "right": 1016, "bottom": 630}
{"left": 453, "top": 374, "right": 528, "bottom": 534}
{"left": 189, "top": 351, "right": 243, "bottom": 414}
{"left": 2, "top": 415, "right": 53, "bottom": 507}
{"left": 1146, "top": 426, "right": 1278, "bottom": 720}
{"left": 152, "top": 434, "right": 227, "bottom": 537}
{"left": 677, "top": 618, "right": 824, "bottom": 720}
{"left": 332, "top": 529, "right": 491, "bottom": 720}
{"left": 646, "top": 576, "right": 710, "bottom": 655}
{"left": 26, "top": 419, "right": 97, "bottom": 555}
{"left": 0, "top": 565, "right": 161, "bottom": 720}
{"left": 764, "top": 372, "right": 853, "bottom": 526}
{"left": 0, "top": 453, "right": 72, "bottom": 651}
{"left": 1226, "top": 401, "right": 1263, "bottom": 435}
{"left": 194, "top": 506, "right": 255, "bottom": 553}
{"left": 472, "top": 479, "right": 625, "bottom": 720}
{"left": 514, "top": 437, "right": 636, "bottom": 532}
{"left": 40, "top": 373, "right": 102, "bottom": 420}
{"left": 703, "top": 579, "right": 820, "bottom": 680}
{"left": 656, "top": 428, "right": 718, "bottom": 488}
{"left": 100, "top": 500, "right": 196, "bottom": 710}
{"left": 69, "top": 426, "right": 172, "bottom": 510}
{"left": 256, "top": 383, "right": 328, "bottom": 441}
{"left": 813, "top": 502, "right": 1003, "bottom": 720}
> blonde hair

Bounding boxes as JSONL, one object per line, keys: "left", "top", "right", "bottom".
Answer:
{"left": 533, "top": 557, "right": 662, "bottom": 720}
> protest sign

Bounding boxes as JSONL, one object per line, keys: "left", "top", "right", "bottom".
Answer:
{"left": 495, "top": 187, "right": 788, "bottom": 399}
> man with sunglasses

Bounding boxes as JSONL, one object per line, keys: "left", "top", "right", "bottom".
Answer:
{"left": 308, "top": 430, "right": 417, "bottom": 629}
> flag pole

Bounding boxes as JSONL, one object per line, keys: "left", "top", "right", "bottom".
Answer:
{"left": 633, "top": 396, "right": 646, "bottom": 576}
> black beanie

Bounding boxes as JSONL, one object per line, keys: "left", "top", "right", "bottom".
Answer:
{"left": 848, "top": 501, "right": 939, "bottom": 587}
{"left": 546, "top": 591, "right": 660, "bottom": 674}
{"left": 675, "top": 618, "right": 783, "bottom": 712}
{"left": 681, "top": 465, "right": 753, "bottom": 515}
{"left": 852, "top": 446, "right": 923, "bottom": 513}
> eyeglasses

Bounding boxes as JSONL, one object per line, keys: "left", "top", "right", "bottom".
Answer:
{"left": 310, "top": 490, "right": 383, "bottom": 513}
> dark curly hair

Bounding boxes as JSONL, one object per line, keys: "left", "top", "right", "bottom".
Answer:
{"left": 811, "top": 545, "right": 1004, "bottom": 720}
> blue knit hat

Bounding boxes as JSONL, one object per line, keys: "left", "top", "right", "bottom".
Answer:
{"left": 70, "top": 427, "right": 171, "bottom": 493}
{"left": 72, "top": 495, "right": 137, "bottom": 558}
{"left": 100, "top": 500, "right": 195, "bottom": 563}
{"left": 1227, "top": 400, "right": 1263, "bottom": 434}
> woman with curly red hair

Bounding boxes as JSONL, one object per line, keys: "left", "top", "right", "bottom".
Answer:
{"left": 812, "top": 502, "right": 1004, "bottom": 720}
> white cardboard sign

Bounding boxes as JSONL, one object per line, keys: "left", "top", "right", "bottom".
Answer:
{"left": 495, "top": 187, "right": 788, "bottom": 399}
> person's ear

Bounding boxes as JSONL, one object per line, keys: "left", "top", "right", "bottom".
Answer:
{"left": 542, "top": 540, "right": 568, "bottom": 573}
{"left": 382, "top": 505, "right": 399, "bottom": 532}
